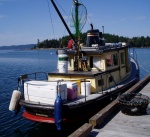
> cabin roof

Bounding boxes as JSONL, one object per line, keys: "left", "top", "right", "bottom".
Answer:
{"left": 48, "top": 67, "right": 119, "bottom": 77}
{"left": 67, "top": 46, "right": 127, "bottom": 55}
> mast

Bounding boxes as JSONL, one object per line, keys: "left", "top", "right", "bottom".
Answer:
{"left": 51, "top": 0, "right": 82, "bottom": 71}
{"left": 74, "top": 0, "right": 80, "bottom": 38}
{"left": 73, "top": 0, "right": 82, "bottom": 71}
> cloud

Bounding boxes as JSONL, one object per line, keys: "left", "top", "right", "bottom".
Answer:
{"left": 120, "top": 17, "right": 127, "bottom": 22}
{"left": 135, "top": 16, "right": 147, "bottom": 21}
{"left": 0, "top": 15, "right": 5, "bottom": 20}
{"left": 111, "top": 17, "right": 128, "bottom": 24}
{"left": 0, "top": 0, "right": 15, "bottom": 4}
{"left": 0, "top": 0, "right": 14, "bottom": 1}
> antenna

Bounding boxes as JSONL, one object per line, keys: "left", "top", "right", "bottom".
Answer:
{"left": 102, "top": 26, "right": 104, "bottom": 34}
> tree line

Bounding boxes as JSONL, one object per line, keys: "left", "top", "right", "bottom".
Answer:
{"left": 34, "top": 33, "right": 150, "bottom": 49}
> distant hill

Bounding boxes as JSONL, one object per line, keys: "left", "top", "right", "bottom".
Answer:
{"left": 0, "top": 44, "right": 36, "bottom": 50}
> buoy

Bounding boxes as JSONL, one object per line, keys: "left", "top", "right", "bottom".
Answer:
{"left": 9, "top": 90, "right": 21, "bottom": 112}
{"left": 54, "top": 95, "right": 63, "bottom": 130}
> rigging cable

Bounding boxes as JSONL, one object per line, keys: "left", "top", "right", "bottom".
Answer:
{"left": 81, "top": 0, "right": 93, "bottom": 29}
{"left": 55, "top": 0, "right": 73, "bottom": 48}
{"left": 55, "top": 0, "right": 72, "bottom": 32}
{"left": 139, "top": 65, "right": 150, "bottom": 75}
{"left": 47, "top": 0, "right": 55, "bottom": 39}
{"left": 80, "top": 0, "right": 93, "bottom": 32}
{"left": 55, "top": 0, "right": 70, "bottom": 20}
{"left": 129, "top": 47, "right": 150, "bottom": 77}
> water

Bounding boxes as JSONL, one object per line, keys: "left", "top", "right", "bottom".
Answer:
{"left": 0, "top": 50, "right": 61, "bottom": 137}
{"left": 0, "top": 48, "right": 150, "bottom": 137}
{"left": 129, "top": 48, "right": 150, "bottom": 78}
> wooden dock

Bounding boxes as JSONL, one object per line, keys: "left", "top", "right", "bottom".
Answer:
{"left": 69, "top": 75, "right": 150, "bottom": 137}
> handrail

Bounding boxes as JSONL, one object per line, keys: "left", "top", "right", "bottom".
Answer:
{"left": 18, "top": 72, "right": 48, "bottom": 90}
{"left": 19, "top": 72, "right": 48, "bottom": 80}
{"left": 108, "top": 72, "right": 118, "bottom": 93}
{"left": 129, "top": 47, "right": 138, "bottom": 61}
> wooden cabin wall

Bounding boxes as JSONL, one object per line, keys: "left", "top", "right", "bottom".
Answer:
{"left": 90, "top": 70, "right": 120, "bottom": 93}
{"left": 51, "top": 46, "right": 130, "bottom": 94}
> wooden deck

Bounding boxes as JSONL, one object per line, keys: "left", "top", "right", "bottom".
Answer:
{"left": 69, "top": 75, "right": 150, "bottom": 137}
{"left": 88, "top": 81, "right": 150, "bottom": 137}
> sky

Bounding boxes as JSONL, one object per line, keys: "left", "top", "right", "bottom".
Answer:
{"left": 0, "top": 0, "right": 150, "bottom": 46}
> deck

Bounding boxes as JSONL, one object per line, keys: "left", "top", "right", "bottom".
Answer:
{"left": 69, "top": 75, "right": 150, "bottom": 137}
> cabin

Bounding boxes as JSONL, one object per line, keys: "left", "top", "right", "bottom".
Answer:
{"left": 48, "top": 29, "right": 130, "bottom": 95}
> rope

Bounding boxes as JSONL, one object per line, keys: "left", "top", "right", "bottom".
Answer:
{"left": 129, "top": 48, "right": 150, "bottom": 77}
{"left": 55, "top": 0, "right": 70, "bottom": 19}
{"left": 47, "top": 0, "right": 55, "bottom": 39}
{"left": 54, "top": 0, "right": 73, "bottom": 48}
{"left": 118, "top": 93, "right": 149, "bottom": 115}
{"left": 139, "top": 64, "right": 150, "bottom": 74}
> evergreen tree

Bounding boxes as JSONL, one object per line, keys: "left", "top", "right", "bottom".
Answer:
{"left": 36, "top": 33, "right": 150, "bottom": 49}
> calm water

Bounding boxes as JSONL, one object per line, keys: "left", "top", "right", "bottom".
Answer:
{"left": 0, "top": 48, "right": 150, "bottom": 137}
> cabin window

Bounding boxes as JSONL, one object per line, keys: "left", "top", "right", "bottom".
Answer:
{"left": 113, "top": 53, "right": 118, "bottom": 66}
{"left": 106, "top": 54, "right": 113, "bottom": 67}
{"left": 98, "top": 79, "right": 104, "bottom": 86}
{"left": 109, "top": 76, "right": 114, "bottom": 83}
{"left": 93, "top": 56, "right": 101, "bottom": 68}
{"left": 120, "top": 52, "right": 125, "bottom": 64}
{"left": 90, "top": 56, "right": 93, "bottom": 68}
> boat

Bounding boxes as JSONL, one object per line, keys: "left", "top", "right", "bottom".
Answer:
{"left": 9, "top": 0, "right": 139, "bottom": 130}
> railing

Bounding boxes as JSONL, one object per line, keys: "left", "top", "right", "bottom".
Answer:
{"left": 129, "top": 47, "right": 138, "bottom": 61}
{"left": 108, "top": 72, "right": 118, "bottom": 91}
{"left": 95, "top": 72, "right": 118, "bottom": 95}
{"left": 17, "top": 72, "right": 48, "bottom": 90}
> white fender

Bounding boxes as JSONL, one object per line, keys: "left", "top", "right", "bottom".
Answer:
{"left": 9, "top": 90, "right": 21, "bottom": 111}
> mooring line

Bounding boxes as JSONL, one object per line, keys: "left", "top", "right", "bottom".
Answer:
{"left": 139, "top": 65, "right": 150, "bottom": 74}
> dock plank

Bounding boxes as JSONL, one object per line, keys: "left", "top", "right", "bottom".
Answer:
{"left": 68, "top": 123, "right": 93, "bottom": 137}
{"left": 89, "top": 99, "right": 119, "bottom": 127}
{"left": 89, "top": 104, "right": 150, "bottom": 137}
{"left": 97, "top": 129, "right": 149, "bottom": 137}
{"left": 88, "top": 77, "right": 150, "bottom": 137}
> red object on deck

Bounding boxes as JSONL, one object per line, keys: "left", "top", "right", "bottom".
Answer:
{"left": 68, "top": 39, "right": 74, "bottom": 49}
